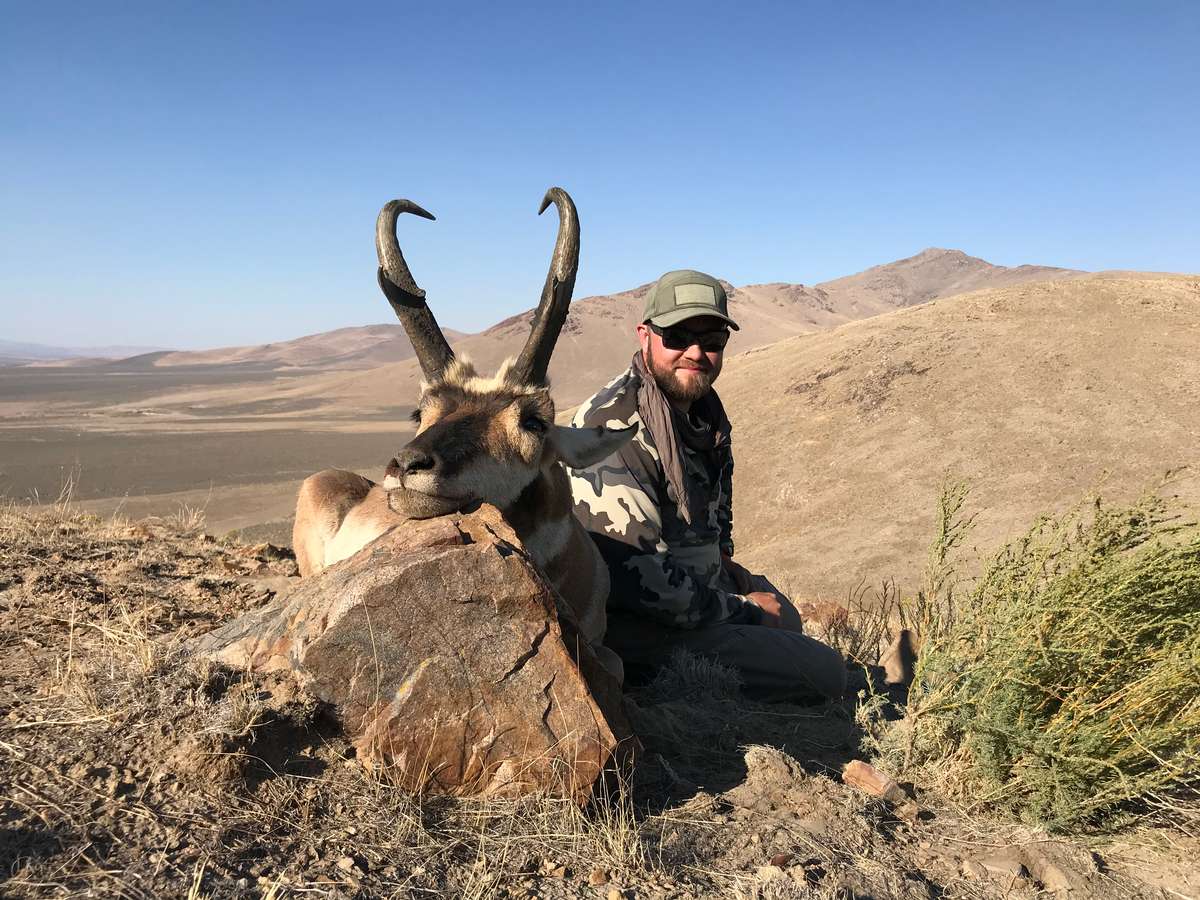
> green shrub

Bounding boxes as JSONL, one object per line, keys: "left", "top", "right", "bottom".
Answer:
{"left": 880, "top": 482, "right": 1200, "bottom": 832}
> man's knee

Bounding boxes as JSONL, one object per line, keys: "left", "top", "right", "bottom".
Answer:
{"left": 724, "top": 627, "right": 848, "bottom": 700}
{"left": 791, "top": 636, "right": 847, "bottom": 700}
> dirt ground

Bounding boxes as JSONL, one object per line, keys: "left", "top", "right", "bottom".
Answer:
{"left": 0, "top": 427, "right": 404, "bottom": 505}
{"left": 0, "top": 365, "right": 413, "bottom": 546}
{"left": 2, "top": 505, "right": 1196, "bottom": 899}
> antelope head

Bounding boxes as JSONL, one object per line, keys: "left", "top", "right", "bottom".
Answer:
{"left": 376, "top": 188, "right": 634, "bottom": 520}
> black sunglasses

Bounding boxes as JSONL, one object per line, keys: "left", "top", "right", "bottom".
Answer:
{"left": 648, "top": 322, "right": 731, "bottom": 352}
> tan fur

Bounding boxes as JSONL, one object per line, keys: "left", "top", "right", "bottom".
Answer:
{"left": 291, "top": 354, "right": 634, "bottom": 682}
{"left": 293, "top": 470, "right": 394, "bottom": 577}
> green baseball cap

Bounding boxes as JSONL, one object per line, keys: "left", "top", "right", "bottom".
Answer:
{"left": 642, "top": 269, "right": 739, "bottom": 330}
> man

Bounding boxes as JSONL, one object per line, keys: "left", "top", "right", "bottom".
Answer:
{"left": 569, "top": 269, "right": 846, "bottom": 700}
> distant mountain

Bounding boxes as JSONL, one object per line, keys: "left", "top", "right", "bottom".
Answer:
{"left": 810, "top": 247, "right": 1080, "bottom": 316}
{"left": 25, "top": 325, "right": 471, "bottom": 371}
{"left": 21, "top": 249, "right": 1080, "bottom": 378}
{"left": 0, "top": 340, "right": 169, "bottom": 367}
{"left": 83, "top": 249, "right": 1086, "bottom": 421}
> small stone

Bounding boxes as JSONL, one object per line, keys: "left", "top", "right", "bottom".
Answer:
{"left": 1025, "top": 848, "right": 1080, "bottom": 893}
{"left": 977, "top": 849, "right": 1026, "bottom": 880}
{"left": 895, "top": 800, "right": 921, "bottom": 823}
{"left": 769, "top": 852, "right": 793, "bottom": 868}
{"left": 841, "top": 760, "right": 903, "bottom": 801}
{"left": 588, "top": 868, "right": 609, "bottom": 886}
{"left": 606, "top": 889, "right": 624, "bottom": 900}
{"left": 539, "top": 859, "right": 567, "bottom": 878}
{"left": 335, "top": 856, "right": 358, "bottom": 873}
{"left": 755, "top": 865, "right": 786, "bottom": 882}
{"left": 961, "top": 859, "right": 987, "bottom": 879}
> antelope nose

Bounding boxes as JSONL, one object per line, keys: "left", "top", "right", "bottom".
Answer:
{"left": 397, "top": 448, "right": 436, "bottom": 475}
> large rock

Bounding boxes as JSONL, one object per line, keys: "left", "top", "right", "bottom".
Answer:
{"left": 192, "top": 504, "right": 634, "bottom": 802}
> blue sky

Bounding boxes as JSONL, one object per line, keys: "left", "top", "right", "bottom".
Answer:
{"left": 2, "top": 1, "right": 1197, "bottom": 349}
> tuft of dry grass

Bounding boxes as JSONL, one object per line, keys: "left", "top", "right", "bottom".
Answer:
{"left": 166, "top": 502, "right": 208, "bottom": 536}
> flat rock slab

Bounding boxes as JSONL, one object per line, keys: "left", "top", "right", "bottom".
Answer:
{"left": 192, "top": 504, "right": 633, "bottom": 802}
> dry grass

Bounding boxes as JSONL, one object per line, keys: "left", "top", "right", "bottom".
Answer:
{"left": 3, "top": 501, "right": 1196, "bottom": 897}
{"left": 816, "top": 577, "right": 907, "bottom": 669}
{"left": 167, "top": 502, "right": 208, "bottom": 536}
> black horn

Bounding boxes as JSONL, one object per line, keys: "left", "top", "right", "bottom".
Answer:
{"left": 376, "top": 199, "right": 455, "bottom": 381}
{"left": 510, "top": 187, "right": 580, "bottom": 386}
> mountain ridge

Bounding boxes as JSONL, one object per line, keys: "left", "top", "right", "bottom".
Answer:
{"left": 18, "top": 248, "right": 1082, "bottom": 374}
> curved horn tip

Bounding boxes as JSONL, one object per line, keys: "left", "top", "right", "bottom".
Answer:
{"left": 383, "top": 198, "right": 437, "bottom": 222}
{"left": 538, "top": 187, "right": 572, "bottom": 216}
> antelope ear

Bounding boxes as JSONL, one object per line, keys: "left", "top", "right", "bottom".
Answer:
{"left": 550, "top": 424, "right": 637, "bottom": 468}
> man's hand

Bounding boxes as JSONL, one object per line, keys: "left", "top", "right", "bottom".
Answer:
{"left": 745, "top": 590, "right": 785, "bottom": 628}
{"left": 726, "top": 554, "right": 804, "bottom": 633}
{"left": 745, "top": 591, "right": 805, "bottom": 633}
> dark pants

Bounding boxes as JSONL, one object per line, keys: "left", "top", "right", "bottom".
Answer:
{"left": 606, "top": 605, "right": 847, "bottom": 702}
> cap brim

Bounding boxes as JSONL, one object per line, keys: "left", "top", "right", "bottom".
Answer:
{"left": 647, "top": 307, "right": 740, "bottom": 330}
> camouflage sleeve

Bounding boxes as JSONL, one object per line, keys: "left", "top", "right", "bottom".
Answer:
{"left": 571, "top": 436, "right": 761, "bottom": 630}
{"left": 718, "top": 453, "right": 734, "bottom": 558}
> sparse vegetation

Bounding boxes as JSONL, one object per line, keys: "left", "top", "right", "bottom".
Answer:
{"left": 3, "top": 499, "right": 1198, "bottom": 896}
{"left": 817, "top": 577, "right": 907, "bottom": 669}
{"left": 875, "top": 478, "right": 1200, "bottom": 832}
{"left": 167, "top": 502, "right": 209, "bottom": 536}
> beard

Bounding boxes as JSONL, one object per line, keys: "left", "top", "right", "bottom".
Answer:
{"left": 646, "top": 345, "right": 717, "bottom": 405}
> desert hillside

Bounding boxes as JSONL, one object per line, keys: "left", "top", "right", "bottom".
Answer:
{"left": 135, "top": 324, "right": 470, "bottom": 370}
{"left": 15, "top": 248, "right": 1077, "bottom": 380}
{"left": 811, "top": 247, "right": 1078, "bottom": 316}
{"left": 721, "top": 273, "right": 1200, "bottom": 600}
{"left": 66, "top": 249, "right": 1081, "bottom": 424}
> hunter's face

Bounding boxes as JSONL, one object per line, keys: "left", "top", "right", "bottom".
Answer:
{"left": 638, "top": 315, "right": 729, "bottom": 405}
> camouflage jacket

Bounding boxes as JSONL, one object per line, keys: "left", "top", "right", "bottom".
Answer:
{"left": 569, "top": 364, "right": 763, "bottom": 629}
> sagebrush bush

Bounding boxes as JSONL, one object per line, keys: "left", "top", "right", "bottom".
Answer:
{"left": 879, "top": 482, "right": 1200, "bottom": 832}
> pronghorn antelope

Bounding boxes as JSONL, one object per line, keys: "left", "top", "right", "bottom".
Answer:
{"left": 293, "top": 188, "right": 634, "bottom": 676}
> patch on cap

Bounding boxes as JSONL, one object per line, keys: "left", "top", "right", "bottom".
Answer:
{"left": 674, "top": 283, "right": 717, "bottom": 306}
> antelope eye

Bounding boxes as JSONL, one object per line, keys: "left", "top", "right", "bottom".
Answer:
{"left": 520, "top": 415, "right": 547, "bottom": 435}
{"left": 409, "top": 409, "right": 422, "bottom": 424}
